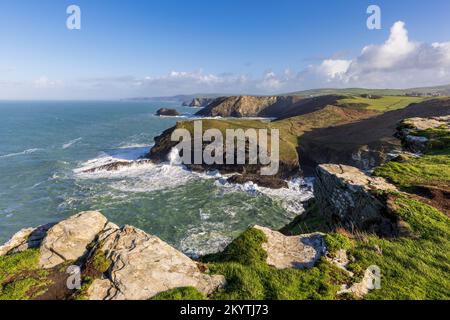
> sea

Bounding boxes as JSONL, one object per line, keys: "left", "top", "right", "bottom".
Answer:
{"left": 0, "top": 101, "right": 313, "bottom": 256}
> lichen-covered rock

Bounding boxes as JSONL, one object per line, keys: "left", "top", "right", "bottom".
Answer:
{"left": 86, "top": 225, "right": 225, "bottom": 300}
{"left": 39, "top": 211, "right": 108, "bottom": 268}
{"left": 253, "top": 226, "right": 325, "bottom": 269}
{"left": 314, "top": 164, "right": 400, "bottom": 236}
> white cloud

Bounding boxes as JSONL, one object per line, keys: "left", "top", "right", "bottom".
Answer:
{"left": 33, "top": 76, "right": 63, "bottom": 89}
{"left": 316, "top": 59, "right": 352, "bottom": 80}
{"left": 342, "top": 21, "right": 450, "bottom": 87}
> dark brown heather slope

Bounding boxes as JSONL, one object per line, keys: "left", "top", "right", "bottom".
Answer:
{"left": 266, "top": 95, "right": 343, "bottom": 120}
{"left": 298, "top": 98, "right": 450, "bottom": 173}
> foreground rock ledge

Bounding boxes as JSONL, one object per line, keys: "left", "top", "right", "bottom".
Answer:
{"left": 0, "top": 211, "right": 226, "bottom": 300}
{"left": 254, "top": 226, "right": 325, "bottom": 269}
{"left": 314, "top": 164, "right": 400, "bottom": 236}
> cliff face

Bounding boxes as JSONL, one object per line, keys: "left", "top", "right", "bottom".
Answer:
{"left": 195, "top": 95, "right": 344, "bottom": 119}
{"left": 195, "top": 96, "right": 283, "bottom": 117}
{"left": 313, "top": 164, "right": 406, "bottom": 237}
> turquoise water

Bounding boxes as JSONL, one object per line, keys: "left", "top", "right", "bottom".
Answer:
{"left": 0, "top": 101, "right": 312, "bottom": 255}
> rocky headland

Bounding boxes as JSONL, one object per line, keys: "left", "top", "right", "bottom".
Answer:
{"left": 184, "top": 97, "right": 215, "bottom": 108}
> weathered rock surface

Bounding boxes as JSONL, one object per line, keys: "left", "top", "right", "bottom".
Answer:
{"left": 39, "top": 211, "right": 108, "bottom": 268}
{"left": 254, "top": 226, "right": 325, "bottom": 269}
{"left": 0, "top": 223, "right": 54, "bottom": 256}
{"left": 87, "top": 225, "right": 225, "bottom": 300}
{"left": 0, "top": 228, "right": 35, "bottom": 256}
{"left": 156, "top": 108, "right": 180, "bottom": 116}
{"left": 314, "top": 164, "right": 402, "bottom": 236}
{"left": 1, "top": 211, "right": 226, "bottom": 300}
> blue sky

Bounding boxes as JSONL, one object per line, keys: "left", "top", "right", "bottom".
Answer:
{"left": 1, "top": 0, "right": 450, "bottom": 99}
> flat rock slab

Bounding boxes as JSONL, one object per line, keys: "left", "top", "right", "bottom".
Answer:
{"left": 254, "top": 226, "right": 325, "bottom": 269}
{"left": 39, "top": 211, "right": 108, "bottom": 268}
{"left": 87, "top": 225, "right": 225, "bottom": 300}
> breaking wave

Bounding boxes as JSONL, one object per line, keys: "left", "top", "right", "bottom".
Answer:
{"left": 0, "top": 148, "right": 42, "bottom": 159}
{"left": 62, "top": 138, "right": 82, "bottom": 149}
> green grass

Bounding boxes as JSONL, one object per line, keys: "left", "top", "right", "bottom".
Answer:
{"left": 337, "top": 96, "right": 425, "bottom": 112}
{"left": 284, "top": 85, "right": 450, "bottom": 98}
{"left": 346, "top": 195, "right": 450, "bottom": 299}
{"left": 324, "top": 233, "right": 353, "bottom": 257}
{"left": 374, "top": 127, "right": 450, "bottom": 190}
{"left": 151, "top": 287, "right": 205, "bottom": 300}
{"left": 0, "top": 249, "right": 40, "bottom": 283}
{"left": 199, "top": 228, "right": 350, "bottom": 300}
{"left": 0, "top": 249, "right": 51, "bottom": 300}
{"left": 91, "top": 249, "right": 111, "bottom": 274}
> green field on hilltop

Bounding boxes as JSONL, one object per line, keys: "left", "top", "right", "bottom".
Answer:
{"left": 336, "top": 96, "right": 426, "bottom": 111}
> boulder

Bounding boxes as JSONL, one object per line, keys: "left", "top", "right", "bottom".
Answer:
{"left": 254, "top": 226, "right": 325, "bottom": 269}
{"left": 314, "top": 164, "right": 400, "bottom": 236}
{"left": 86, "top": 225, "right": 225, "bottom": 300}
{"left": 39, "top": 211, "right": 108, "bottom": 268}
{"left": 156, "top": 108, "right": 180, "bottom": 116}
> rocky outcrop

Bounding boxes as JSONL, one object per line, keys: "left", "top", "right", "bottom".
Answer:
{"left": 254, "top": 226, "right": 325, "bottom": 269}
{"left": 80, "top": 159, "right": 152, "bottom": 174}
{"left": 188, "top": 97, "right": 215, "bottom": 108}
{"left": 0, "top": 211, "right": 225, "bottom": 300}
{"left": 87, "top": 225, "right": 225, "bottom": 300}
{"left": 396, "top": 115, "right": 450, "bottom": 153}
{"left": 0, "top": 223, "right": 55, "bottom": 257}
{"left": 39, "top": 211, "right": 108, "bottom": 268}
{"left": 227, "top": 174, "right": 288, "bottom": 189}
{"left": 314, "top": 164, "right": 405, "bottom": 237}
{"left": 156, "top": 108, "right": 181, "bottom": 116}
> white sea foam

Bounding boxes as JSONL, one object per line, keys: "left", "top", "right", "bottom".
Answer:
{"left": 75, "top": 145, "right": 313, "bottom": 213}
{"left": 62, "top": 138, "right": 82, "bottom": 149}
{"left": 74, "top": 146, "right": 215, "bottom": 192}
{"left": 180, "top": 222, "right": 233, "bottom": 258}
{"left": 215, "top": 176, "right": 314, "bottom": 215}
{"left": 0, "top": 148, "right": 42, "bottom": 159}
